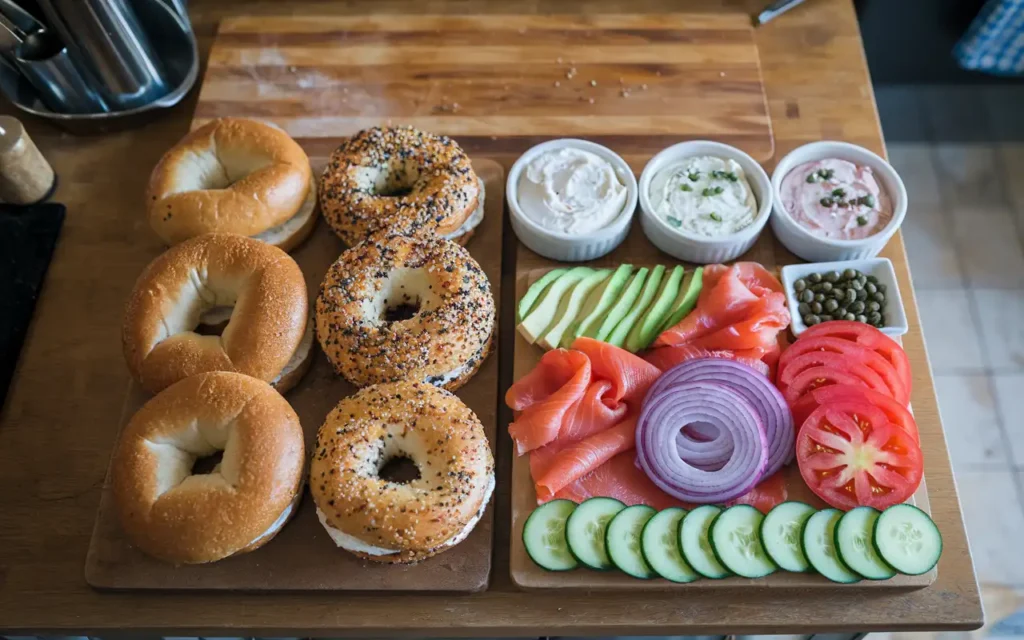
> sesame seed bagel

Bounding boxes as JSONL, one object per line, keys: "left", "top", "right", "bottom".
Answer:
{"left": 147, "top": 117, "right": 316, "bottom": 250}
{"left": 310, "top": 381, "right": 494, "bottom": 564}
{"left": 112, "top": 372, "right": 305, "bottom": 564}
{"left": 123, "top": 234, "right": 310, "bottom": 394}
{"left": 318, "top": 126, "right": 481, "bottom": 246}
{"left": 315, "top": 233, "right": 495, "bottom": 391}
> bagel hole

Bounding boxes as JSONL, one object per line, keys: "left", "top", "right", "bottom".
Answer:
{"left": 196, "top": 305, "right": 234, "bottom": 336}
{"left": 383, "top": 298, "right": 421, "bottom": 323}
{"left": 191, "top": 451, "right": 224, "bottom": 475}
{"left": 372, "top": 164, "right": 420, "bottom": 198}
{"left": 378, "top": 454, "right": 420, "bottom": 484}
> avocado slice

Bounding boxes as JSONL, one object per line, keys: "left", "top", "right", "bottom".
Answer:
{"left": 518, "top": 267, "right": 569, "bottom": 322}
{"left": 569, "top": 264, "right": 634, "bottom": 346}
{"left": 607, "top": 265, "right": 666, "bottom": 349}
{"left": 625, "top": 265, "right": 685, "bottom": 353}
{"left": 589, "top": 267, "right": 649, "bottom": 342}
{"left": 656, "top": 266, "right": 705, "bottom": 336}
{"left": 517, "top": 267, "right": 594, "bottom": 344}
{"left": 538, "top": 269, "right": 612, "bottom": 350}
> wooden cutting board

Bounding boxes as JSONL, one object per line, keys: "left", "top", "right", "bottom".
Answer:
{"left": 84, "top": 159, "right": 504, "bottom": 592}
{"left": 509, "top": 250, "right": 937, "bottom": 591}
{"left": 193, "top": 13, "right": 773, "bottom": 164}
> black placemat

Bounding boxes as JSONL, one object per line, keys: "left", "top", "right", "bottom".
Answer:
{"left": 0, "top": 203, "right": 65, "bottom": 409}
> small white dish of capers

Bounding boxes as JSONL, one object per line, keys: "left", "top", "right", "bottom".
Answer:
{"left": 781, "top": 258, "right": 908, "bottom": 338}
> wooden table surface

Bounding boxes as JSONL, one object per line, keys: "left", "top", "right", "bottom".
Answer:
{"left": 0, "top": 0, "right": 983, "bottom": 636}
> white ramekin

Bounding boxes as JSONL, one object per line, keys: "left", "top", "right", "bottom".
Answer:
{"left": 637, "top": 140, "right": 773, "bottom": 264}
{"left": 506, "top": 139, "right": 638, "bottom": 262}
{"left": 770, "top": 141, "right": 908, "bottom": 262}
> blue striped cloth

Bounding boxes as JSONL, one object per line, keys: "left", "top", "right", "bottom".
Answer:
{"left": 954, "top": 0, "right": 1024, "bottom": 75}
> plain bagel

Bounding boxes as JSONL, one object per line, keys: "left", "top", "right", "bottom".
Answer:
{"left": 147, "top": 117, "right": 317, "bottom": 250}
{"left": 318, "top": 126, "right": 481, "bottom": 246}
{"left": 310, "top": 381, "right": 494, "bottom": 564}
{"left": 112, "top": 372, "right": 305, "bottom": 564}
{"left": 123, "top": 233, "right": 311, "bottom": 394}
{"left": 315, "top": 233, "right": 494, "bottom": 391}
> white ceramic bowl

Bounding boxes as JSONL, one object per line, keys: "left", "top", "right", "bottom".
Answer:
{"left": 781, "top": 258, "right": 908, "bottom": 338}
{"left": 506, "top": 139, "right": 638, "bottom": 262}
{"left": 770, "top": 141, "right": 908, "bottom": 262}
{"left": 637, "top": 140, "right": 773, "bottom": 264}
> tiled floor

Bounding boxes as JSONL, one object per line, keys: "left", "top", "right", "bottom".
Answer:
{"left": 878, "top": 84, "right": 1024, "bottom": 636}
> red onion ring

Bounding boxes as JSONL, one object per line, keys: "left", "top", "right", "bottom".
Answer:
{"left": 636, "top": 379, "right": 768, "bottom": 503}
{"left": 662, "top": 358, "right": 795, "bottom": 476}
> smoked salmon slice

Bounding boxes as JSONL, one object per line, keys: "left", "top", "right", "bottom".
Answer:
{"left": 530, "top": 415, "right": 639, "bottom": 501}
{"left": 507, "top": 349, "right": 591, "bottom": 454}
{"left": 570, "top": 337, "right": 662, "bottom": 405}
{"left": 651, "top": 263, "right": 791, "bottom": 364}
{"left": 547, "top": 451, "right": 696, "bottom": 511}
{"left": 729, "top": 470, "right": 789, "bottom": 514}
{"left": 643, "top": 345, "right": 771, "bottom": 377}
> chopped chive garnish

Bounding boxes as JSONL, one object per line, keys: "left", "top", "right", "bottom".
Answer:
{"left": 856, "top": 215, "right": 868, "bottom": 226}
{"left": 679, "top": 184, "right": 692, "bottom": 192}
{"left": 709, "top": 212, "right": 722, "bottom": 222}
{"left": 831, "top": 188, "right": 846, "bottom": 198}
{"left": 820, "top": 197, "right": 835, "bottom": 207}
{"left": 858, "top": 194, "right": 876, "bottom": 207}
{"left": 806, "top": 173, "right": 818, "bottom": 183}
{"left": 687, "top": 171, "right": 700, "bottom": 182}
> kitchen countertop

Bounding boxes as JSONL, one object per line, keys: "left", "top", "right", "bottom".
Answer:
{"left": 0, "top": 0, "right": 983, "bottom": 636}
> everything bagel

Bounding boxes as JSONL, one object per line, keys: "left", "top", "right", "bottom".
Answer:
{"left": 310, "top": 381, "right": 494, "bottom": 564}
{"left": 315, "top": 233, "right": 494, "bottom": 390}
{"left": 123, "top": 233, "right": 312, "bottom": 394}
{"left": 147, "top": 117, "right": 317, "bottom": 251}
{"left": 112, "top": 372, "right": 305, "bottom": 564}
{"left": 318, "top": 126, "right": 482, "bottom": 246}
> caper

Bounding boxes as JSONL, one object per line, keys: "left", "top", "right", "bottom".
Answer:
{"left": 857, "top": 275, "right": 868, "bottom": 287}
{"left": 821, "top": 281, "right": 833, "bottom": 293}
{"left": 843, "top": 312, "right": 856, "bottom": 321}
{"left": 872, "top": 292, "right": 885, "bottom": 303}
{"left": 856, "top": 314, "right": 868, "bottom": 323}
{"left": 849, "top": 301, "right": 865, "bottom": 314}
{"left": 794, "top": 279, "right": 807, "bottom": 292}
{"left": 815, "top": 293, "right": 826, "bottom": 303}
{"left": 856, "top": 288, "right": 868, "bottom": 301}
{"left": 809, "top": 272, "right": 822, "bottom": 284}
{"left": 798, "top": 302, "right": 811, "bottom": 315}
{"left": 824, "top": 299, "right": 839, "bottom": 313}
{"left": 869, "top": 311, "right": 882, "bottom": 325}
{"left": 850, "top": 278, "right": 864, "bottom": 291}
{"left": 866, "top": 274, "right": 879, "bottom": 285}
{"left": 865, "top": 282, "right": 878, "bottom": 295}
{"left": 867, "top": 301, "right": 880, "bottom": 313}
{"left": 810, "top": 283, "right": 824, "bottom": 292}
{"left": 842, "top": 268, "right": 858, "bottom": 281}
{"left": 819, "top": 314, "right": 833, "bottom": 322}
{"left": 806, "top": 315, "right": 821, "bottom": 326}
{"left": 799, "top": 289, "right": 814, "bottom": 303}
{"left": 877, "top": 283, "right": 887, "bottom": 294}
{"left": 810, "top": 301, "right": 823, "bottom": 314}
{"left": 825, "top": 270, "right": 841, "bottom": 283}
{"left": 844, "top": 289, "right": 857, "bottom": 304}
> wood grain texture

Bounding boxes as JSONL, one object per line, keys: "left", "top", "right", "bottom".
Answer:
{"left": 0, "top": 0, "right": 983, "bottom": 636}
{"left": 509, "top": 267, "right": 934, "bottom": 590}
{"left": 192, "top": 13, "right": 774, "bottom": 162}
{"left": 83, "top": 159, "right": 504, "bottom": 593}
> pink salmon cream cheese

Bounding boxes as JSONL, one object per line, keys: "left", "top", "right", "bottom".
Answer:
{"left": 779, "top": 158, "right": 893, "bottom": 240}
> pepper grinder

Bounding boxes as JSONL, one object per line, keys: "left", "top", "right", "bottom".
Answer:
{"left": 0, "top": 116, "right": 56, "bottom": 205}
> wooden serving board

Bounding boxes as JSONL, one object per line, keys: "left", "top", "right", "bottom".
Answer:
{"left": 193, "top": 13, "right": 773, "bottom": 164}
{"left": 509, "top": 235, "right": 937, "bottom": 591}
{"left": 84, "top": 159, "right": 504, "bottom": 592}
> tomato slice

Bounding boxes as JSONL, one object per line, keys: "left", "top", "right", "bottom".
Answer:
{"left": 781, "top": 361, "right": 892, "bottom": 407}
{"left": 777, "top": 336, "right": 910, "bottom": 406}
{"left": 791, "top": 384, "right": 919, "bottom": 443}
{"left": 798, "top": 321, "right": 912, "bottom": 399}
{"left": 797, "top": 401, "right": 923, "bottom": 511}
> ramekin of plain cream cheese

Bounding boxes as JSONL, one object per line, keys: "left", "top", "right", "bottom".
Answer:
{"left": 507, "top": 139, "right": 638, "bottom": 262}
{"left": 638, "top": 141, "right": 773, "bottom": 264}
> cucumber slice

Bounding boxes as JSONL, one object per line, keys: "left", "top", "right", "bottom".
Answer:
{"left": 873, "top": 504, "right": 942, "bottom": 576}
{"left": 605, "top": 505, "right": 657, "bottom": 579}
{"left": 640, "top": 507, "right": 700, "bottom": 583}
{"left": 565, "top": 497, "right": 626, "bottom": 570}
{"left": 709, "top": 505, "right": 778, "bottom": 578}
{"left": 760, "top": 501, "right": 816, "bottom": 572}
{"left": 518, "top": 268, "right": 568, "bottom": 322}
{"left": 679, "top": 505, "right": 731, "bottom": 579}
{"left": 836, "top": 506, "right": 897, "bottom": 580}
{"left": 802, "top": 508, "right": 861, "bottom": 583}
{"left": 523, "top": 499, "right": 578, "bottom": 571}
